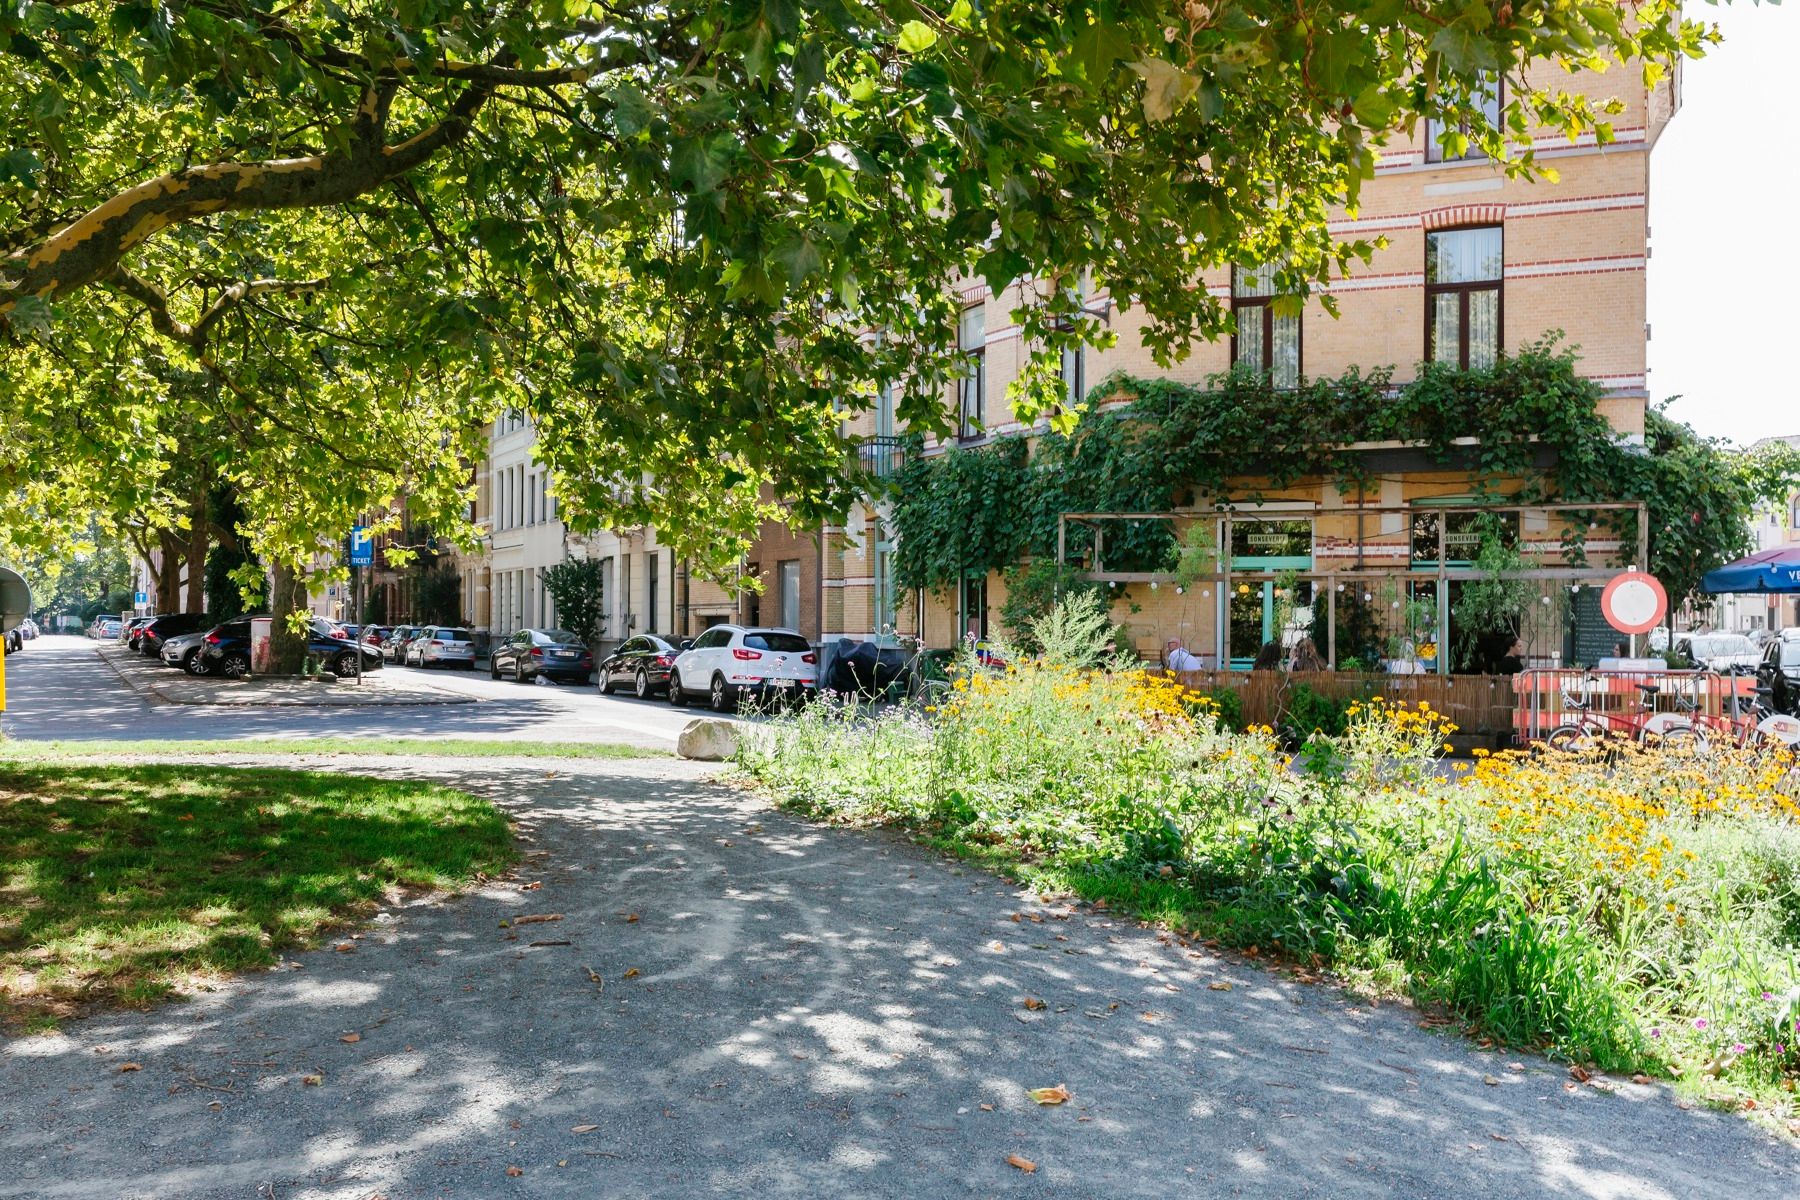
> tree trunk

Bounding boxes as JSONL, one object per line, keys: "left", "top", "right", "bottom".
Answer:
{"left": 268, "top": 561, "right": 309, "bottom": 675}
{"left": 155, "top": 529, "right": 184, "bottom": 611}
{"left": 184, "top": 493, "right": 210, "bottom": 614}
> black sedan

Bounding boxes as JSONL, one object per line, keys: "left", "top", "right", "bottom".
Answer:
{"left": 490, "top": 628, "right": 594, "bottom": 683}
{"left": 597, "top": 634, "right": 686, "bottom": 699}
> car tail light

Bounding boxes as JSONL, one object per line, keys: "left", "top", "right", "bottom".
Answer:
{"left": 430, "top": 639, "right": 444, "bottom": 647}
{"left": 801, "top": 652, "right": 817, "bottom": 664}
{"left": 732, "top": 648, "right": 762, "bottom": 660}
{"left": 529, "top": 647, "right": 544, "bottom": 657}
{"left": 654, "top": 654, "right": 673, "bottom": 666}
{"left": 205, "top": 633, "right": 221, "bottom": 644}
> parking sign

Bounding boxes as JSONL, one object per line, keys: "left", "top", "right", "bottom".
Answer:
{"left": 348, "top": 526, "right": 373, "bottom": 567}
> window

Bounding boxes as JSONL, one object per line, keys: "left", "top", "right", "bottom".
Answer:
{"left": 1426, "top": 227, "right": 1502, "bottom": 370}
{"left": 528, "top": 474, "right": 537, "bottom": 525}
{"left": 958, "top": 305, "right": 985, "bottom": 438}
{"left": 1231, "top": 266, "right": 1301, "bottom": 388}
{"left": 647, "top": 554, "right": 660, "bottom": 634}
{"left": 745, "top": 631, "right": 811, "bottom": 653}
{"left": 1410, "top": 508, "right": 1519, "bottom": 565}
{"left": 1061, "top": 345, "right": 1086, "bottom": 407}
{"left": 779, "top": 560, "right": 801, "bottom": 631}
{"left": 960, "top": 572, "right": 988, "bottom": 640}
{"left": 1426, "top": 76, "right": 1501, "bottom": 163}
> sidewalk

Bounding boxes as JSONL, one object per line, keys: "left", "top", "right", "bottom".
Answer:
{"left": 96, "top": 644, "right": 474, "bottom": 707}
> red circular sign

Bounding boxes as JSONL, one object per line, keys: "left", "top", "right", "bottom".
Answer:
{"left": 1599, "top": 571, "right": 1667, "bottom": 635}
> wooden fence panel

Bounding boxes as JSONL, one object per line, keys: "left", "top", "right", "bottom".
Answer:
{"left": 1171, "top": 669, "right": 1518, "bottom": 736}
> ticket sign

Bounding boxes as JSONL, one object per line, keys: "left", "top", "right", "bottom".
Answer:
{"left": 348, "top": 526, "right": 374, "bottom": 568}
{"left": 1600, "top": 570, "right": 1668, "bottom": 635}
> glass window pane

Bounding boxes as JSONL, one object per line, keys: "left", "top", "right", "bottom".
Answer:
{"left": 1061, "top": 347, "right": 1084, "bottom": 406}
{"left": 1234, "top": 304, "right": 1264, "bottom": 372}
{"left": 1426, "top": 227, "right": 1502, "bottom": 283}
{"left": 1270, "top": 313, "right": 1300, "bottom": 388}
{"left": 959, "top": 305, "right": 984, "bottom": 351}
{"left": 1233, "top": 264, "right": 1278, "bottom": 298}
{"left": 1467, "top": 287, "right": 1499, "bottom": 369}
{"left": 1431, "top": 293, "right": 1462, "bottom": 365}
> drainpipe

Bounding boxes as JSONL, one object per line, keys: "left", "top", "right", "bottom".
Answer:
{"left": 816, "top": 526, "right": 826, "bottom": 643}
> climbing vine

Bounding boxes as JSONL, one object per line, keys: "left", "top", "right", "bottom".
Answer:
{"left": 890, "top": 339, "right": 1800, "bottom": 605}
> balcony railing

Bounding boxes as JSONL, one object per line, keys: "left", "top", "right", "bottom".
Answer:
{"left": 856, "top": 435, "right": 906, "bottom": 481}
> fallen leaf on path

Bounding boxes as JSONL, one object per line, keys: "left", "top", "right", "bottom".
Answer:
{"left": 1631, "top": 1073, "right": 1651, "bottom": 1085}
{"left": 339, "top": 1033, "right": 361, "bottom": 1044}
{"left": 1010, "top": 913, "right": 1022, "bottom": 923}
{"left": 1022, "top": 998, "right": 1046, "bottom": 1011}
{"left": 622, "top": 968, "right": 640, "bottom": 979}
{"left": 333, "top": 942, "right": 355, "bottom": 953}
{"left": 1006, "top": 1155, "right": 1037, "bottom": 1173}
{"left": 1482, "top": 1075, "right": 1499, "bottom": 1087}
{"left": 1029, "top": 1085, "right": 1072, "bottom": 1106}
{"left": 302, "top": 1074, "right": 323, "bottom": 1086}
{"left": 572, "top": 1124, "right": 600, "bottom": 1134}
{"left": 118, "top": 1063, "right": 141, "bottom": 1073}
{"left": 1489, "top": 1133, "right": 1509, "bottom": 1142}
{"left": 1506, "top": 1062, "right": 1525, "bottom": 1072}
{"left": 979, "top": 1103, "right": 994, "bottom": 1112}
{"left": 988, "top": 941, "right": 1006, "bottom": 953}
{"left": 1568, "top": 1065, "right": 1592, "bottom": 1083}
{"left": 625, "top": 914, "right": 640, "bottom": 923}
{"left": 505, "top": 1165, "right": 523, "bottom": 1177}
{"left": 1208, "top": 982, "right": 1233, "bottom": 992}
{"left": 514, "top": 913, "right": 564, "bottom": 925}
{"left": 520, "top": 882, "right": 542, "bottom": 891}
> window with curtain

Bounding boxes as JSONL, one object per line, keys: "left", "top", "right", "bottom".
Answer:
{"left": 1426, "top": 76, "right": 1502, "bottom": 163}
{"left": 958, "top": 305, "right": 985, "bottom": 438}
{"left": 1426, "top": 227, "right": 1502, "bottom": 370}
{"left": 1231, "top": 265, "right": 1301, "bottom": 388}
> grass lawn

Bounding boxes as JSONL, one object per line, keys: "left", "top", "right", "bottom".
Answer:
{"left": 0, "top": 763, "right": 514, "bottom": 1032}
{"left": 0, "top": 737, "right": 664, "bottom": 760}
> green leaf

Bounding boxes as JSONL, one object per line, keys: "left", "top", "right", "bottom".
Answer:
{"left": 898, "top": 20, "right": 937, "bottom": 55}
{"left": 0, "top": 147, "right": 42, "bottom": 188}
{"left": 1128, "top": 58, "right": 1200, "bottom": 123}
{"left": 773, "top": 234, "right": 825, "bottom": 284}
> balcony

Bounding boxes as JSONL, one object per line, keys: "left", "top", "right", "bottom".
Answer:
{"left": 855, "top": 435, "right": 906, "bottom": 481}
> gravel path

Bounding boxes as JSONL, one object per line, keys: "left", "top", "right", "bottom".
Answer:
{"left": 3, "top": 754, "right": 1794, "bottom": 1199}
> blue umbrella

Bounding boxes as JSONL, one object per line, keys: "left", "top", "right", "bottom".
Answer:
{"left": 1701, "top": 547, "right": 1800, "bottom": 594}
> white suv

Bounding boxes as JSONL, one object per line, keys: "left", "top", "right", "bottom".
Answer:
{"left": 669, "top": 625, "right": 817, "bottom": 712}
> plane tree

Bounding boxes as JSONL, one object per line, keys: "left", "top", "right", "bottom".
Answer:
{"left": 0, "top": 1, "right": 1717, "bottom": 585}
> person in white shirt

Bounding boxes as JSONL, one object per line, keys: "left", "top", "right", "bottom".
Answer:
{"left": 1164, "top": 639, "right": 1204, "bottom": 672}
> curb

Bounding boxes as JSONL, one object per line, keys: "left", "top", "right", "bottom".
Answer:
{"left": 94, "top": 645, "right": 476, "bottom": 708}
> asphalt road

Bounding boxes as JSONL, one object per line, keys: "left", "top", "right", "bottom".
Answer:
{"left": 0, "top": 636, "right": 736, "bottom": 748}
{"left": 3, "top": 752, "right": 1796, "bottom": 1199}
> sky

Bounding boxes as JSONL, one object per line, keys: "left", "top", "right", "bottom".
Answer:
{"left": 1647, "top": 1, "right": 1798, "bottom": 446}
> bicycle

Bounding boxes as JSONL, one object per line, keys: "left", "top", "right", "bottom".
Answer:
{"left": 1544, "top": 674, "right": 1708, "bottom": 755}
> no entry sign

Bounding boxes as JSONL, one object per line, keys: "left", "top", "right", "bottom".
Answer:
{"left": 1599, "top": 570, "right": 1668, "bottom": 635}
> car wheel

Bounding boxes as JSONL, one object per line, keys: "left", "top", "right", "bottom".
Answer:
{"left": 489, "top": 657, "right": 500, "bottom": 679}
{"left": 512, "top": 661, "right": 525, "bottom": 683}
{"left": 599, "top": 668, "right": 615, "bottom": 695}
{"left": 332, "top": 652, "right": 357, "bottom": 679}
{"left": 634, "top": 669, "right": 651, "bottom": 700}
{"left": 186, "top": 652, "right": 211, "bottom": 677}
{"left": 669, "top": 671, "right": 688, "bottom": 707}
{"left": 710, "top": 673, "right": 731, "bottom": 713}
{"left": 220, "top": 653, "right": 249, "bottom": 680}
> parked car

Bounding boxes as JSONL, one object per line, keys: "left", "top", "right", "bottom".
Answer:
{"left": 94, "top": 618, "right": 123, "bottom": 639}
{"left": 17, "top": 618, "right": 38, "bottom": 640}
{"left": 4, "top": 626, "right": 20, "bottom": 653}
{"left": 597, "top": 634, "right": 685, "bottom": 698}
{"left": 1678, "top": 631, "right": 1762, "bottom": 673}
{"left": 405, "top": 626, "right": 476, "bottom": 669}
{"left": 161, "top": 630, "right": 212, "bottom": 674}
{"left": 381, "top": 625, "right": 419, "bottom": 664}
{"left": 668, "top": 625, "right": 817, "bottom": 712}
{"left": 195, "top": 615, "right": 380, "bottom": 678}
{"left": 137, "top": 612, "right": 208, "bottom": 658}
{"left": 1759, "top": 629, "right": 1800, "bottom": 717}
{"left": 121, "top": 616, "right": 154, "bottom": 647}
{"left": 359, "top": 625, "right": 393, "bottom": 647}
{"left": 491, "top": 627, "right": 596, "bottom": 684}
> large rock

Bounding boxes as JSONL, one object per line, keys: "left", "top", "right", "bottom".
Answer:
{"left": 677, "top": 718, "right": 739, "bottom": 761}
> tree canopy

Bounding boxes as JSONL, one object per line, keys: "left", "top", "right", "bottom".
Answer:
{"left": 0, "top": 0, "right": 1719, "bottom": 578}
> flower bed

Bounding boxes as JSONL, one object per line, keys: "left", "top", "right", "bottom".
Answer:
{"left": 741, "top": 600, "right": 1800, "bottom": 1122}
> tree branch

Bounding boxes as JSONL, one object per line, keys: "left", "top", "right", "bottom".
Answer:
{"left": 108, "top": 268, "right": 330, "bottom": 350}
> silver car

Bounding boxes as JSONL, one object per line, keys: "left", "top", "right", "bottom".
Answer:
{"left": 160, "top": 630, "right": 211, "bottom": 674}
{"left": 406, "top": 625, "right": 476, "bottom": 669}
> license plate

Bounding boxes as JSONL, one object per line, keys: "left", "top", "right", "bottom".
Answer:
{"left": 772, "top": 679, "right": 795, "bottom": 688}
{"left": 551, "top": 651, "right": 573, "bottom": 658}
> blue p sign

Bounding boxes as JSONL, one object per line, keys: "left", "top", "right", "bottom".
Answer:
{"left": 348, "top": 527, "right": 373, "bottom": 567}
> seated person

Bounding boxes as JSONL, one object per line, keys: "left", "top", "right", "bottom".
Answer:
{"left": 1163, "top": 638, "right": 1204, "bottom": 672}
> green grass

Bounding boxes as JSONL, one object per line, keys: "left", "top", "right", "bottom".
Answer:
{"left": 0, "top": 737, "right": 664, "bottom": 760}
{"left": 0, "top": 763, "right": 515, "bottom": 1030}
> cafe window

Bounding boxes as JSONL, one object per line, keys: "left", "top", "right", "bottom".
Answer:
{"left": 1411, "top": 507, "right": 1519, "bottom": 566}
{"left": 1226, "top": 518, "right": 1314, "bottom": 567}
{"left": 1232, "top": 266, "right": 1301, "bottom": 389}
{"left": 1426, "top": 227, "right": 1502, "bottom": 370}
